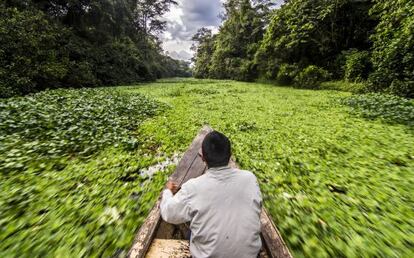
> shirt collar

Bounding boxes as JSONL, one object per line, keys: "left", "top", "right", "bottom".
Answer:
{"left": 206, "top": 165, "right": 232, "bottom": 173}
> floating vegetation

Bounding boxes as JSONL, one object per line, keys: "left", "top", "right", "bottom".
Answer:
{"left": 140, "top": 154, "right": 181, "bottom": 177}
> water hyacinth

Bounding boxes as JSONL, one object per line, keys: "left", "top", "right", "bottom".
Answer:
{"left": 1, "top": 79, "right": 413, "bottom": 257}
{"left": 0, "top": 88, "right": 166, "bottom": 173}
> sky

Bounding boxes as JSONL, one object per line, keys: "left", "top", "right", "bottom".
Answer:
{"left": 161, "top": 0, "right": 224, "bottom": 61}
{"left": 161, "top": 0, "right": 284, "bottom": 61}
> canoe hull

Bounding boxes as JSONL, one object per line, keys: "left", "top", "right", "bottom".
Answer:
{"left": 128, "top": 126, "right": 293, "bottom": 258}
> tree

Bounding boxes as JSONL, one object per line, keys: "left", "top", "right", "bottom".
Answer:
{"left": 203, "top": 0, "right": 267, "bottom": 81}
{"left": 255, "top": 0, "right": 376, "bottom": 80}
{"left": 0, "top": 6, "right": 66, "bottom": 97}
{"left": 133, "top": 0, "right": 178, "bottom": 37}
{"left": 368, "top": 0, "right": 414, "bottom": 97}
{"left": 0, "top": 0, "right": 187, "bottom": 98}
{"left": 191, "top": 28, "right": 215, "bottom": 78}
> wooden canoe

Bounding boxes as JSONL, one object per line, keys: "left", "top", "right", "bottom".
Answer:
{"left": 127, "top": 126, "right": 293, "bottom": 258}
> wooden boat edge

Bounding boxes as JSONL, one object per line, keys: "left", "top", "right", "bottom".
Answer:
{"left": 127, "top": 126, "right": 293, "bottom": 258}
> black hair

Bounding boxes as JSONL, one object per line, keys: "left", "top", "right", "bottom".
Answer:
{"left": 202, "top": 131, "right": 231, "bottom": 168}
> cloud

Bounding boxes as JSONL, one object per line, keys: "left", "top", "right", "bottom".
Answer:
{"left": 162, "top": 0, "right": 286, "bottom": 60}
{"left": 180, "top": 0, "right": 223, "bottom": 28}
{"left": 162, "top": 0, "right": 223, "bottom": 59}
{"left": 168, "top": 50, "right": 193, "bottom": 60}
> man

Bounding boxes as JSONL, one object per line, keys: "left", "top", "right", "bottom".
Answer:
{"left": 160, "top": 131, "right": 262, "bottom": 258}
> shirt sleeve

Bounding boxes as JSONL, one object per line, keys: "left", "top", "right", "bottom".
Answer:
{"left": 160, "top": 183, "right": 192, "bottom": 224}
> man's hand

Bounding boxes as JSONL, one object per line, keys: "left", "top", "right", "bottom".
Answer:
{"left": 166, "top": 181, "right": 180, "bottom": 194}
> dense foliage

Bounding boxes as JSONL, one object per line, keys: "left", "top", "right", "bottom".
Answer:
{"left": 256, "top": 0, "right": 375, "bottom": 78}
{"left": 1, "top": 79, "right": 413, "bottom": 257}
{"left": 343, "top": 50, "right": 372, "bottom": 83}
{"left": 208, "top": 0, "right": 270, "bottom": 81}
{"left": 0, "top": 0, "right": 190, "bottom": 98}
{"left": 293, "top": 65, "right": 330, "bottom": 89}
{"left": 0, "top": 7, "right": 65, "bottom": 97}
{"left": 0, "top": 88, "right": 165, "bottom": 173}
{"left": 368, "top": 0, "right": 414, "bottom": 98}
{"left": 192, "top": 0, "right": 273, "bottom": 81}
{"left": 191, "top": 28, "right": 216, "bottom": 79}
{"left": 344, "top": 93, "right": 414, "bottom": 126}
{"left": 192, "top": 0, "right": 413, "bottom": 97}
{"left": 0, "top": 88, "right": 169, "bottom": 256}
{"left": 276, "top": 64, "right": 299, "bottom": 86}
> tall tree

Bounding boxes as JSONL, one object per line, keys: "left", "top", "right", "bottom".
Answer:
{"left": 255, "top": 0, "right": 376, "bottom": 80}
{"left": 368, "top": 0, "right": 414, "bottom": 97}
{"left": 208, "top": 0, "right": 268, "bottom": 81}
{"left": 133, "top": 0, "right": 178, "bottom": 37}
{"left": 0, "top": 0, "right": 189, "bottom": 98}
{"left": 191, "top": 28, "right": 215, "bottom": 78}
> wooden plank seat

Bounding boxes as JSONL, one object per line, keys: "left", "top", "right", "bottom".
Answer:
{"left": 146, "top": 239, "right": 190, "bottom": 258}
{"left": 128, "top": 126, "right": 293, "bottom": 258}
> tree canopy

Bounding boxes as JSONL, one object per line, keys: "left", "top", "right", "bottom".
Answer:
{"left": 192, "top": 0, "right": 413, "bottom": 97}
{"left": 2, "top": 0, "right": 413, "bottom": 98}
{"left": 0, "top": 0, "right": 190, "bottom": 98}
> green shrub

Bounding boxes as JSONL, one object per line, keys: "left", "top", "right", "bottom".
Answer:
{"left": 369, "top": 0, "right": 414, "bottom": 98}
{"left": 294, "top": 65, "right": 330, "bottom": 89}
{"left": 64, "top": 60, "right": 98, "bottom": 87}
{"left": 387, "top": 80, "right": 414, "bottom": 98}
{"left": 94, "top": 41, "right": 147, "bottom": 85}
{"left": 344, "top": 50, "right": 372, "bottom": 82}
{"left": 0, "top": 7, "right": 67, "bottom": 97}
{"left": 257, "top": 57, "right": 282, "bottom": 81}
{"left": 330, "top": 53, "right": 347, "bottom": 80}
{"left": 238, "top": 60, "right": 258, "bottom": 82}
{"left": 367, "top": 73, "right": 414, "bottom": 99}
{"left": 343, "top": 93, "right": 414, "bottom": 126}
{"left": 276, "top": 63, "right": 300, "bottom": 85}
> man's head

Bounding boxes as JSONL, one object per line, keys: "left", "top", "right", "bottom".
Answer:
{"left": 201, "top": 131, "right": 231, "bottom": 168}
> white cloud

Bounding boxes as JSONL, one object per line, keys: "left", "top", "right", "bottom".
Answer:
{"left": 161, "top": 0, "right": 223, "bottom": 60}
{"left": 161, "top": 0, "right": 285, "bottom": 60}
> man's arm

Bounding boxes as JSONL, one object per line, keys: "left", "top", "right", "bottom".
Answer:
{"left": 160, "top": 182, "right": 192, "bottom": 224}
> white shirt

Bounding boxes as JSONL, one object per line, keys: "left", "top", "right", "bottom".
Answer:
{"left": 160, "top": 166, "right": 262, "bottom": 258}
